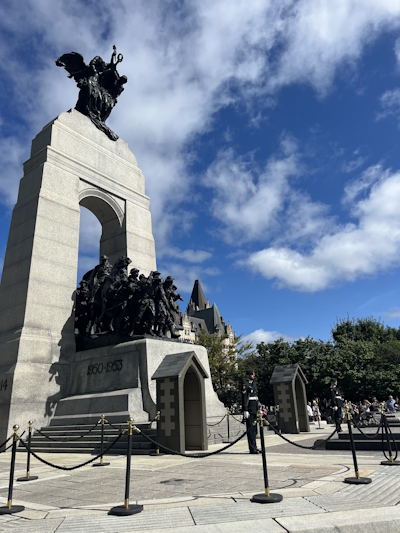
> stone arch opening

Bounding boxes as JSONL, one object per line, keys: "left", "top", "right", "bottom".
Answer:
{"left": 183, "top": 365, "right": 204, "bottom": 450}
{"left": 79, "top": 188, "right": 126, "bottom": 265}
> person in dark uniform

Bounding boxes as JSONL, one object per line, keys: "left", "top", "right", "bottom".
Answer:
{"left": 330, "top": 378, "right": 344, "bottom": 433}
{"left": 242, "top": 369, "right": 260, "bottom": 454}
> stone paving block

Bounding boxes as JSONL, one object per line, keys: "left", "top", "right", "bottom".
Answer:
{"left": 143, "top": 497, "right": 235, "bottom": 510}
{"left": 0, "top": 497, "right": 57, "bottom": 511}
{"left": 57, "top": 506, "right": 194, "bottom": 532}
{"left": 276, "top": 506, "right": 400, "bottom": 533}
{"left": 189, "top": 498, "right": 325, "bottom": 525}
{"left": 0, "top": 518, "right": 64, "bottom": 533}
{"left": 313, "top": 482, "right": 344, "bottom": 495}
{"left": 333, "top": 471, "right": 400, "bottom": 505}
{"left": 16, "top": 509, "right": 48, "bottom": 520}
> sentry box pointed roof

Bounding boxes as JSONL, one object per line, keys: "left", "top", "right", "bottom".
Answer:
{"left": 270, "top": 364, "right": 308, "bottom": 385}
{"left": 151, "top": 351, "right": 208, "bottom": 381}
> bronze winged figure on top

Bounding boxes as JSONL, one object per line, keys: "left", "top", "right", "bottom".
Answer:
{"left": 56, "top": 45, "right": 127, "bottom": 141}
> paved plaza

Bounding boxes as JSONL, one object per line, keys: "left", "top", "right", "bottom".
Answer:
{"left": 0, "top": 425, "right": 399, "bottom": 532}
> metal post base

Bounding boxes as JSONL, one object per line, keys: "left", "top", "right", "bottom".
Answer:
{"left": 92, "top": 462, "right": 110, "bottom": 467}
{"left": 381, "top": 460, "right": 400, "bottom": 466}
{"left": 16, "top": 476, "right": 39, "bottom": 482}
{"left": 149, "top": 451, "right": 165, "bottom": 456}
{"left": 344, "top": 477, "right": 372, "bottom": 484}
{"left": 0, "top": 505, "right": 25, "bottom": 514}
{"left": 108, "top": 504, "right": 143, "bottom": 516}
{"left": 251, "top": 493, "right": 283, "bottom": 504}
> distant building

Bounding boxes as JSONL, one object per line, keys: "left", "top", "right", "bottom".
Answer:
{"left": 177, "top": 279, "right": 235, "bottom": 345}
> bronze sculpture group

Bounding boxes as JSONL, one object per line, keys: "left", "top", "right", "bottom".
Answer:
{"left": 57, "top": 47, "right": 183, "bottom": 340}
{"left": 75, "top": 256, "right": 183, "bottom": 339}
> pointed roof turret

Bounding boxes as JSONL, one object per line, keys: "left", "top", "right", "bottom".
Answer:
{"left": 189, "top": 279, "right": 207, "bottom": 311}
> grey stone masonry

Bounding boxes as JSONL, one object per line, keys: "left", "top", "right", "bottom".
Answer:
{"left": 0, "top": 110, "right": 157, "bottom": 444}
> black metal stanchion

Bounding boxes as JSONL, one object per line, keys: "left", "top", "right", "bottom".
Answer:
{"left": 276, "top": 404, "right": 281, "bottom": 434}
{"left": 93, "top": 415, "right": 110, "bottom": 467}
{"left": 17, "top": 421, "right": 38, "bottom": 482}
{"left": 150, "top": 412, "right": 164, "bottom": 456}
{"left": 251, "top": 411, "right": 283, "bottom": 504}
{"left": 0, "top": 425, "right": 25, "bottom": 514}
{"left": 381, "top": 412, "right": 400, "bottom": 466}
{"left": 343, "top": 407, "right": 371, "bottom": 484}
{"left": 109, "top": 418, "right": 143, "bottom": 516}
{"left": 223, "top": 408, "right": 231, "bottom": 444}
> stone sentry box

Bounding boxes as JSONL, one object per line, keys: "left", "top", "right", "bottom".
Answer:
{"left": 270, "top": 364, "right": 310, "bottom": 434}
{"left": 152, "top": 351, "right": 208, "bottom": 453}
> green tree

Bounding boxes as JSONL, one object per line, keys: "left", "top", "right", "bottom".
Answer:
{"left": 240, "top": 316, "right": 400, "bottom": 407}
{"left": 195, "top": 330, "right": 253, "bottom": 406}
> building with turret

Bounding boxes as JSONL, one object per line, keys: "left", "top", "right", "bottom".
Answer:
{"left": 177, "top": 280, "right": 235, "bottom": 345}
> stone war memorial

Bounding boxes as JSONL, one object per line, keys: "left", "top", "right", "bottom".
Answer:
{"left": 0, "top": 46, "right": 225, "bottom": 452}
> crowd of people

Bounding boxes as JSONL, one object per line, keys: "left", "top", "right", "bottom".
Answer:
{"left": 238, "top": 370, "right": 400, "bottom": 454}
{"left": 307, "top": 394, "right": 400, "bottom": 426}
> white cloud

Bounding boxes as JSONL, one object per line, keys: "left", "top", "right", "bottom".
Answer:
{"left": 204, "top": 138, "right": 337, "bottom": 248}
{"left": 0, "top": 0, "right": 399, "bottom": 255}
{"left": 342, "top": 156, "right": 365, "bottom": 174}
{"left": 269, "top": 0, "right": 400, "bottom": 96}
{"left": 160, "top": 247, "right": 212, "bottom": 264}
{"left": 342, "top": 164, "right": 386, "bottom": 205}
{"left": 243, "top": 328, "right": 298, "bottom": 345}
{"left": 159, "top": 262, "right": 220, "bottom": 294}
{"left": 383, "top": 307, "right": 400, "bottom": 320}
{"left": 281, "top": 191, "right": 335, "bottom": 246}
{"left": 377, "top": 88, "right": 400, "bottom": 123}
{"left": 244, "top": 165, "right": 400, "bottom": 291}
{"left": 395, "top": 38, "right": 400, "bottom": 66}
{"left": 0, "top": 136, "right": 27, "bottom": 207}
{"left": 204, "top": 137, "right": 300, "bottom": 243}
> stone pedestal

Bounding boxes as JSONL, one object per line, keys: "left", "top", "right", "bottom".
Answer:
{"left": 49, "top": 338, "right": 225, "bottom": 427}
{"left": 0, "top": 111, "right": 157, "bottom": 443}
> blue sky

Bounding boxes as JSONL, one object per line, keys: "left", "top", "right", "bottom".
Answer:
{"left": 1, "top": 1, "right": 400, "bottom": 345}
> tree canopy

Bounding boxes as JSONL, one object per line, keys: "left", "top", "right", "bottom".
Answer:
{"left": 197, "top": 316, "right": 400, "bottom": 407}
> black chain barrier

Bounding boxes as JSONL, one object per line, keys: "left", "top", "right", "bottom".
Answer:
{"left": 32, "top": 421, "right": 100, "bottom": 442}
{"left": 231, "top": 414, "right": 245, "bottom": 424}
{"left": 18, "top": 431, "right": 124, "bottom": 471}
{"left": 134, "top": 426, "right": 248, "bottom": 458}
{"left": 353, "top": 414, "right": 383, "bottom": 439}
{"left": 106, "top": 414, "right": 158, "bottom": 433}
{"left": 0, "top": 430, "right": 27, "bottom": 454}
{"left": 0, "top": 435, "right": 14, "bottom": 452}
{"left": 382, "top": 416, "right": 399, "bottom": 462}
{"left": 107, "top": 421, "right": 123, "bottom": 431}
{"left": 231, "top": 413, "right": 277, "bottom": 427}
{"left": 3, "top": 442, "right": 13, "bottom": 453}
{"left": 350, "top": 413, "right": 399, "bottom": 462}
{"left": 207, "top": 414, "right": 227, "bottom": 427}
{"left": 268, "top": 423, "right": 337, "bottom": 449}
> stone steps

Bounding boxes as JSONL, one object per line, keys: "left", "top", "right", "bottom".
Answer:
{"left": 325, "top": 422, "right": 400, "bottom": 451}
{"left": 19, "top": 423, "right": 157, "bottom": 455}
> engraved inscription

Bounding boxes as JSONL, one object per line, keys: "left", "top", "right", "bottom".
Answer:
{"left": 87, "top": 360, "right": 122, "bottom": 376}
